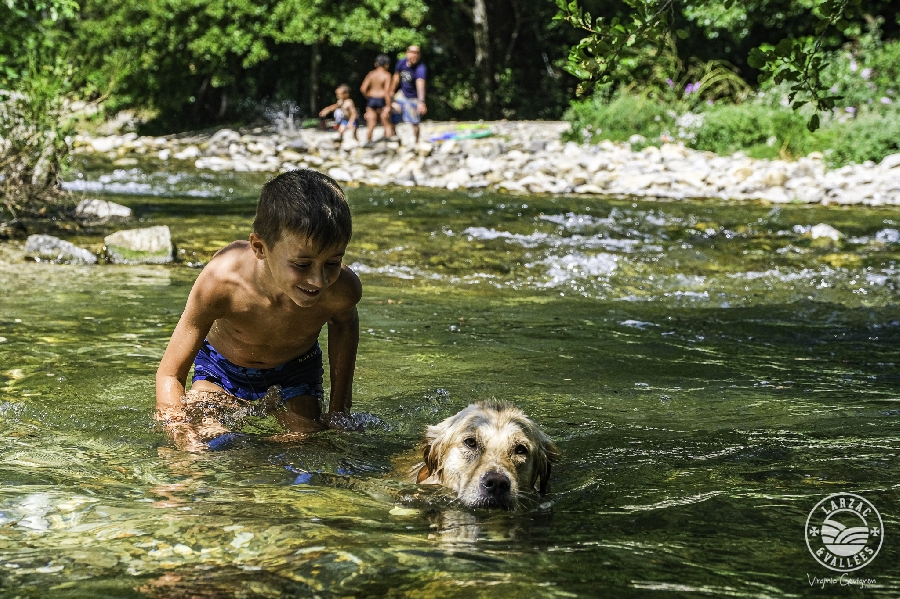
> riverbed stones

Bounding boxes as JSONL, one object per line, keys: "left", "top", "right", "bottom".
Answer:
{"left": 104, "top": 225, "right": 174, "bottom": 264}
{"left": 71, "top": 121, "right": 900, "bottom": 206}
{"left": 75, "top": 199, "right": 132, "bottom": 222}
{"left": 25, "top": 235, "right": 98, "bottom": 264}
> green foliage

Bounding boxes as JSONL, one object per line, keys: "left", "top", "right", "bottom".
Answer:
{"left": 563, "top": 91, "right": 675, "bottom": 145}
{"left": 815, "top": 22, "right": 900, "bottom": 111}
{"left": 689, "top": 103, "right": 812, "bottom": 158}
{"left": 815, "top": 108, "right": 900, "bottom": 166}
{"left": 1, "top": 0, "right": 79, "bottom": 223}
{"left": 555, "top": 0, "right": 896, "bottom": 131}
{"left": 564, "top": 86, "right": 900, "bottom": 167}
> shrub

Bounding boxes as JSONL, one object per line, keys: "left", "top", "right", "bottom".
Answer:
{"left": 814, "top": 108, "right": 900, "bottom": 167}
{"left": 689, "top": 104, "right": 812, "bottom": 159}
{"left": 563, "top": 91, "right": 675, "bottom": 146}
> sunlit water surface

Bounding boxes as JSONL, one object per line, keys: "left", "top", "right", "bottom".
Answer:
{"left": 1, "top": 160, "right": 898, "bottom": 597}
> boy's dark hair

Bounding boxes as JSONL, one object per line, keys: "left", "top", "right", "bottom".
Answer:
{"left": 254, "top": 169, "right": 352, "bottom": 250}
{"left": 376, "top": 54, "right": 390, "bottom": 68}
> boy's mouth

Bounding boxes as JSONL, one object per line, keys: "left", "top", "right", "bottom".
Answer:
{"left": 297, "top": 286, "right": 321, "bottom": 297}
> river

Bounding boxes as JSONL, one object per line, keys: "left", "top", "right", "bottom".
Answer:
{"left": 0, "top": 159, "right": 898, "bottom": 597}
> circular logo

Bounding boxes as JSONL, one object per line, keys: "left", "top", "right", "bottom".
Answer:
{"left": 806, "top": 492, "right": 883, "bottom": 572}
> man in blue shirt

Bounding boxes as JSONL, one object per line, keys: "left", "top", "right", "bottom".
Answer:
{"left": 390, "top": 45, "right": 427, "bottom": 143}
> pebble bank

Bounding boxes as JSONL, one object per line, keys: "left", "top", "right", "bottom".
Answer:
{"left": 72, "top": 121, "right": 900, "bottom": 206}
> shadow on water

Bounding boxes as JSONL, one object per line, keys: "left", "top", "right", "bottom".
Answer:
{"left": 0, "top": 161, "right": 898, "bottom": 597}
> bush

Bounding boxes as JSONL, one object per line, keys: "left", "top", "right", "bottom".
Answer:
{"left": 689, "top": 104, "right": 812, "bottom": 159}
{"left": 815, "top": 109, "right": 900, "bottom": 167}
{"left": 563, "top": 91, "right": 675, "bottom": 146}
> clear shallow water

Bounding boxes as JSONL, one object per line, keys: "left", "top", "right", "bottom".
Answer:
{"left": 1, "top": 160, "right": 899, "bottom": 597}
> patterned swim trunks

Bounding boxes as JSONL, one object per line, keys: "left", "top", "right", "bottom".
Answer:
{"left": 191, "top": 339, "right": 324, "bottom": 403}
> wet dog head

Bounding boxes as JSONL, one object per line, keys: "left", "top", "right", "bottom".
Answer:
{"left": 415, "top": 400, "right": 559, "bottom": 509}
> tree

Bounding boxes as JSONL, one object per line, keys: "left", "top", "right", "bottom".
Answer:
{"left": 1, "top": 0, "right": 80, "bottom": 224}
{"left": 554, "top": 0, "right": 899, "bottom": 130}
{"left": 269, "top": 0, "right": 427, "bottom": 114}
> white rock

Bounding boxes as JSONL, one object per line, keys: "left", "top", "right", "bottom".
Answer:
{"left": 880, "top": 153, "right": 900, "bottom": 170}
{"left": 809, "top": 223, "right": 842, "bottom": 240}
{"left": 25, "top": 235, "right": 97, "bottom": 265}
{"left": 465, "top": 156, "right": 493, "bottom": 176}
{"left": 173, "top": 145, "right": 201, "bottom": 160}
{"left": 76, "top": 199, "right": 132, "bottom": 221}
{"left": 90, "top": 137, "right": 118, "bottom": 153}
{"left": 105, "top": 225, "right": 174, "bottom": 264}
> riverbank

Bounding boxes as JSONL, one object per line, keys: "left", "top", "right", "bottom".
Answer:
{"left": 71, "top": 121, "right": 900, "bottom": 206}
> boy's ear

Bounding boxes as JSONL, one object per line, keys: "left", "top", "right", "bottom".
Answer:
{"left": 249, "top": 233, "right": 267, "bottom": 259}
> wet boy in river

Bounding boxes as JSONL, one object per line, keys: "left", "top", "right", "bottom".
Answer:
{"left": 155, "top": 170, "right": 362, "bottom": 451}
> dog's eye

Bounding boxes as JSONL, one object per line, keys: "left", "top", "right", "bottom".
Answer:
{"left": 463, "top": 437, "right": 477, "bottom": 449}
{"left": 514, "top": 444, "right": 529, "bottom": 455}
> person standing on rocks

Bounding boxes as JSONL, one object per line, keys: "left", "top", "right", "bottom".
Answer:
{"left": 389, "top": 45, "right": 427, "bottom": 144}
{"left": 359, "top": 54, "right": 394, "bottom": 144}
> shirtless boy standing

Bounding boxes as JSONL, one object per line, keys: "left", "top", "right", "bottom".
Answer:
{"left": 359, "top": 54, "right": 394, "bottom": 143}
{"left": 318, "top": 84, "right": 358, "bottom": 141}
{"left": 155, "top": 170, "right": 362, "bottom": 451}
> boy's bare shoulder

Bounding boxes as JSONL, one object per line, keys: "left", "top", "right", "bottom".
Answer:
{"left": 329, "top": 264, "right": 363, "bottom": 310}
{"left": 194, "top": 242, "right": 255, "bottom": 295}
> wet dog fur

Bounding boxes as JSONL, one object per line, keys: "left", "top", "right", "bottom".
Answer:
{"left": 413, "top": 400, "right": 559, "bottom": 509}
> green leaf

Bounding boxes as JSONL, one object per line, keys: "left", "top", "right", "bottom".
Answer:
{"left": 806, "top": 113, "right": 820, "bottom": 132}
{"left": 675, "top": 29, "right": 689, "bottom": 39}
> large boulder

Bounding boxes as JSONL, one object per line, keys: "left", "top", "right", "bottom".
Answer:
{"left": 104, "top": 225, "right": 175, "bottom": 264}
{"left": 25, "top": 235, "right": 98, "bottom": 264}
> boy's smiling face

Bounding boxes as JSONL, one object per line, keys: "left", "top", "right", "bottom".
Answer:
{"left": 252, "top": 230, "right": 346, "bottom": 308}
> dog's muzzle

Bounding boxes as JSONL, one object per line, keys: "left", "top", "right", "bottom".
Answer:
{"left": 478, "top": 470, "right": 513, "bottom": 507}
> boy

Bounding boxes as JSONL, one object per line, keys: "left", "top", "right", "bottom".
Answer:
{"left": 318, "top": 84, "right": 358, "bottom": 141}
{"left": 389, "top": 45, "right": 427, "bottom": 143}
{"left": 155, "top": 170, "right": 362, "bottom": 451}
{"left": 359, "top": 54, "right": 394, "bottom": 143}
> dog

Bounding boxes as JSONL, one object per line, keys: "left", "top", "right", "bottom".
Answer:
{"left": 413, "top": 400, "right": 559, "bottom": 509}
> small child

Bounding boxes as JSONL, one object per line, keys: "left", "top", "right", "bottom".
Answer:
{"left": 318, "top": 84, "right": 358, "bottom": 141}
{"left": 155, "top": 169, "right": 363, "bottom": 451}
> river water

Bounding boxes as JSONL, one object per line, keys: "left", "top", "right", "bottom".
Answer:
{"left": 1, "top": 160, "right": 898, "bottom": 597}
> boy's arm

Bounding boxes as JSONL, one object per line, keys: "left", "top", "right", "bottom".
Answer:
{"left": 155, "top": 269, "right": 223, "bottom": 448}
{"left": 346, "top": 101, "right": 358, "bottom": 123}
{"left": 360, "top": 73, "right": 371, "bottom": 96}
{"left": 318, "top": 102, "right": 338, "bottom": 117}
{"left": 326, "top": 304, "right": 359, "bottom": 414}
{"left": 389, "top": 72, "right": 399, "bottom": 98}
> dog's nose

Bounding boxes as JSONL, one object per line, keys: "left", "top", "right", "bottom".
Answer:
{"left": 480, "top": 471, "right": 511, "bottom": 497}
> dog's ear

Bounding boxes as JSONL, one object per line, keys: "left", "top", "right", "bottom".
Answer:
{"left": 416, "top": 422, "right": 447, "bottom": 483}
{"left": 533, "top": 433, "right": 560, "bottom": 495}
{"left": 416, "top": 444, "right": 433, "bottom": 482}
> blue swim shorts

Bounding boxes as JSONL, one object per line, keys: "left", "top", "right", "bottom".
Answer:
{"left": 191, "top": 339, "right": 324, "bottom": 402}
{"left": 394, "top": 95, "right": 421, "bottom": 125}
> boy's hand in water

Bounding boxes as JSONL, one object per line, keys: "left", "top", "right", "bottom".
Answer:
{"left": 321, "top": 411, "right": 363, "bottom": 432}
{"left": 155, "top": 408, "right": 209, "bottom": 452}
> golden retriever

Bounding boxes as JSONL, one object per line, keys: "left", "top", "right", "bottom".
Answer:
{"left": 413, "top": 400, "right": 559, "bottom": 509}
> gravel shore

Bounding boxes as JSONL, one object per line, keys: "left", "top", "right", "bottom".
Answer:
{"left": 73, "top": 120, "right": 900, "bottom": 206}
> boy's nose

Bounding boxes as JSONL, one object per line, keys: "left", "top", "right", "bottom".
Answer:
{"left": 306, "top": 268, "right": 327, "bottom": 288}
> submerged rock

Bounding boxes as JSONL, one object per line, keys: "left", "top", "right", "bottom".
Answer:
{"left": 104, "top": 225, "right": 174, "bottom": 264}
{"left": 25, "top": 235, "right": 98, "bottom": 264}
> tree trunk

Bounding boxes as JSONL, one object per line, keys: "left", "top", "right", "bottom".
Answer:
{"left": 471, "top": 0, "right": 493, "bottom": 116}
{"left": 309, "top": 41, "right": 322, "bottom": 116}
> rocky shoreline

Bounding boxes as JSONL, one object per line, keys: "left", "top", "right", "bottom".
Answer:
{"left": 72, "top": 120, "right": 900, "bottom": 206}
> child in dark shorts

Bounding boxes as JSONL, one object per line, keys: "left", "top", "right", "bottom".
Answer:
{"left": 359, "top": 54, "right": 394, "bottom": 143}
{"left": 155, "top": 169, "right": 362, "bottom": 451}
